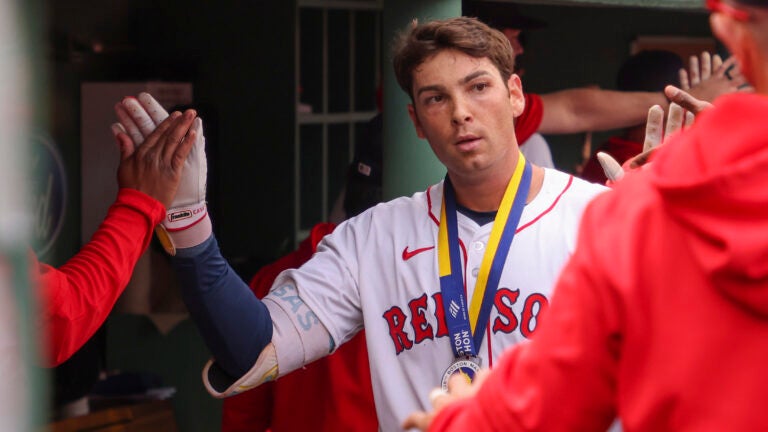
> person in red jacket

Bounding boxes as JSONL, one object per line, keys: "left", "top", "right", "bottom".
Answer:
{"left": 405, "top": 0, "right": 768, "bottom": 430}
{"left": 221, "top": 115, "right": 382, "bottom": 432}
{"left": 36, "top": 107, "right": 199, "bottom": 367}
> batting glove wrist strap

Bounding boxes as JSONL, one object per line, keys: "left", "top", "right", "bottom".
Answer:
{"left": 164, "top": 200, "right": 207, "bottom": 231}
{"left": 156, "top": 204, "right": 212, "bottom": 255}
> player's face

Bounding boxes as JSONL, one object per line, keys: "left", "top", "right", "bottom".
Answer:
{"left": 407, "top": 49, "right": 524, "bottom": 182}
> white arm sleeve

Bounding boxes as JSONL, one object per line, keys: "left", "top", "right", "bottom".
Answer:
{"left": 202, "top": 280, "right": 333, "bottom": 398}
{"left": 263, "top": 280, "right": 335, "bottom": 376}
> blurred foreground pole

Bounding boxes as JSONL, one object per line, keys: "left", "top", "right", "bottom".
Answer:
{"left": 0, "top": 0, "right": 46, "bottom": 430}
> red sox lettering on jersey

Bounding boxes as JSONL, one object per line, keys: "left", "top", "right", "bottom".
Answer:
{"left": 287, "top": 170, "right": 607, "bottom": 432}
{"left": 383, "top": 287, "right": 549, "bottom": 355}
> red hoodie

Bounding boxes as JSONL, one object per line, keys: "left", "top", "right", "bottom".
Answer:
{"left": 35, "top": 189, "right": 164, "bottom": 366}
{"left": 431, "top": 93, "right": 768, "bottom": 431}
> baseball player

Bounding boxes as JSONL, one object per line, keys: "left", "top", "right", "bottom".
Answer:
{"left": 405, "top": 1, "right": 768, "bottom": 430}
{"left": 117, "top": 18, "right": 609, "bottom": 430}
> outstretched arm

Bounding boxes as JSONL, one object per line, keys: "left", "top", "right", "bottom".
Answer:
{"left": 115, "top": 93, "right": 272, "bottom": 377}
{"left": 537, "top": 52, "right": 740, "bottom": 135}
{"left": 38, "top": 110, "right": 198, "bottom": 366}
{"left": 172, "top": 235, "right": 274, "bottom": 377}
{"left": 538, "top": 87, "right": 666, "bottom": 134}
{"left": 116, "top": 93, "right": 333, "bottom": 395}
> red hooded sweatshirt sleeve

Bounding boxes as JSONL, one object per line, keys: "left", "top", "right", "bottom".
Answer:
{"left": 34, "top": 188, "right": 164, "bottom": 367}
{"left": 431, "top": 93, "right": 768, "bottom": 432}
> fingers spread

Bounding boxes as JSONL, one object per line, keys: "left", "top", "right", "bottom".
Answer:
{"left": 643, "top": 105, "right": 664, "bottom": 152}
{"left": 138, "top": 92, "right": 170, "bottom": 125}
{"left": 664, "top": 103, "right": 684, "bottom": 141}
{"left": 700, "top": 51, "right": 711, "bottom": 80}
{"left": 678, "top": 68, "right": 690, "bottom": 91}
{"left": 688, "top": 54, "right": 700, "bottom": 86}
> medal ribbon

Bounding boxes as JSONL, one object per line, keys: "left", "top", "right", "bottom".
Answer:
{"left": 438, "top": 153, "right": 532, "bottom": 357}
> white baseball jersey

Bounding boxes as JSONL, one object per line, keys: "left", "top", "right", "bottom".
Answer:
{"left": 275, "top": 168, "right": 607, "bottom": 430}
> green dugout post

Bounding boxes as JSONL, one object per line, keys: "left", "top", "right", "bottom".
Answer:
{"left": 382, "top": 0, "right": 462, "bottom": 200}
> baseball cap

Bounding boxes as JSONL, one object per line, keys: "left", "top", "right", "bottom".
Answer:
{"left": 463, "top": 1, "right": 547, "bottom": 31}
{"left": 344, "top": 113, "right": 383, "bottom": 218}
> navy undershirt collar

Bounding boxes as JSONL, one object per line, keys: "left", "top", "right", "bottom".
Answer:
{"left": 457, "top": 204, "right": 497, "bottom": 226}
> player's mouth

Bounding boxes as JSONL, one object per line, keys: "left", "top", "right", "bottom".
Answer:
{"left": 455, "top": 134, "right": 481, "bottom": 152}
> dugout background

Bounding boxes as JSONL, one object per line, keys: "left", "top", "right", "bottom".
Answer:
{"left": 38, "top": 1, "right": 715, "bottom": 430}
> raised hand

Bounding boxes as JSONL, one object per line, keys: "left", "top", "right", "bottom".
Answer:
{"left": 114, "top": 110, "right": 197, "bottom": 208}
{"left": 113, "top": 92, "right": 210, "bottom": 255}
{"left": 684, "top": 52, "right": 750, "bottom": 103}
{"left": 664, "top": 85, "right": 714, "bottom": 115}
{"left": 598, "top": 101, "right": 688, "bottom": 183}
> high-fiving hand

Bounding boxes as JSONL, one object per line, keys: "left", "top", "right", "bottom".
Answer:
{"left": 114, "top": 109, "right": 198, "bottom": 209}
{"left": 113, "top": 92, "right": 211, "bottom": 255}
{"left": 598, "top": 98, "right": 692, "bottom": 184}
{"left": 683, "top": 51, "right": 751, "bottom": 103}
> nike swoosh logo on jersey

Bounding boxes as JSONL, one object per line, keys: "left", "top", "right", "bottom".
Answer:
{"left": 402, "top": 246, "right": 435, "bottom": 261}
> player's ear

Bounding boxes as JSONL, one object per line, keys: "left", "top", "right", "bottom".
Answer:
{"left": 711, "top": 13, "right": 756, "bottom": 84}
{"left": 711, "top": 13, "right": 738, "bottom": 53}
{"left": 408, "top": 104, "right": 426, "bottom": 139}
{"left": 507, "top": 74, "right": 525, "bottom": 117}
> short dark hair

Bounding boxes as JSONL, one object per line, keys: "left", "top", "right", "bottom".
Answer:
{"left": 392, "top": 17, "right": 516, "bottom": 100}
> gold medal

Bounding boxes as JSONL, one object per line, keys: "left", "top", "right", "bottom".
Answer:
{"left": 441, "top": 356, "right": 482, "bottom": 391}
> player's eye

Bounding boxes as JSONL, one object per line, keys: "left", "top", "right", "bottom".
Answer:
{"left": 424, "top": 94, "right": 444, "bottom": 105}
{"left": 472, "top": 82, "right": 489, "bottom": 92}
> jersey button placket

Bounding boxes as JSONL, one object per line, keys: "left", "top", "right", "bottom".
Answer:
{"left": 469, "top": 240, "right": 484, "bottom": 280}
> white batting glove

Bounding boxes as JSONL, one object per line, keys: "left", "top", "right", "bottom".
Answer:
{"left": 113, "top": 92, "right": 211, "bottom": 255}
{"left": 596, "top": 152, "right": 624, "bottom": 182}
{"left": 598, "top": 102, "right": 690, "bottom": 185}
